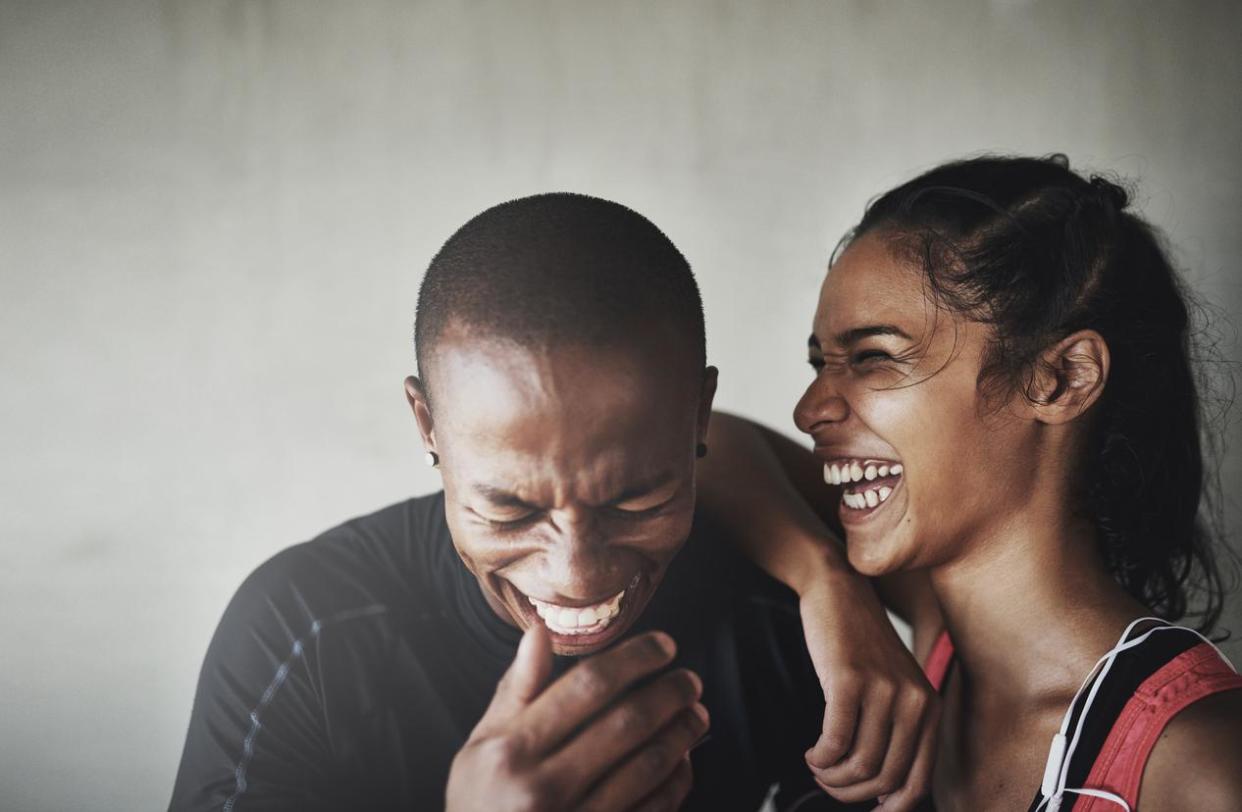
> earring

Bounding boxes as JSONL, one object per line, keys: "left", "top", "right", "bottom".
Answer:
{"left": 424, "top": 450, "right": 440, "bottom": 468}
{"left": 695, "top": 443, "right": 708, "bottom": 459}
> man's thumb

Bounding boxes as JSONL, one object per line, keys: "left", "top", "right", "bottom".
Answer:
{"left": 480, "top": 623, "right": 553, "bottom": 727}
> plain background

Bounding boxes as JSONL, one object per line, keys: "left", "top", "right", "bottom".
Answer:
{"left": 2, "top": 2, "right": 1241, "bottom": 810}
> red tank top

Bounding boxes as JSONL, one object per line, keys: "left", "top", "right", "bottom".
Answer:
{"left": 923, "top": 626, "right": 1242, "bottom": 810}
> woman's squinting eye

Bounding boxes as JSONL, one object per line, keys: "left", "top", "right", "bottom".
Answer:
{"left": 851, "top": 348, "right": 894, "bottom": 366}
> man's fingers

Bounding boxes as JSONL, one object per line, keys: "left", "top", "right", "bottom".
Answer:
{"left": 476, "top": 624, "right": 553, "bottom": 733}
{"left": 872, "top": 700, "right": 939, "bottom": 812}
{"left": 552, "top": 668, "right": 704, "bottom": 806}
{"left": 519, "top": 631, "right": 678, "bottom": 752}
{"left": 811, "top": 683, "right": 894, "bottom": 794}
{"left": 626, "top": 754, "right": 694, "bottom": 812}
{"left": 806, "top": 672, "right": 862, "bottom": 768}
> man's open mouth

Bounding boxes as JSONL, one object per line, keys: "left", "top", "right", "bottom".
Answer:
{"left": 528, "top": 588, "right": 626, "bottom": 635}
{"left": 513, "top": 572, "right": 643, "bottom": 645}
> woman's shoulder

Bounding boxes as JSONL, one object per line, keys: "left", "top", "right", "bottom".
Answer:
{"left": 1139, "top": 685, "right": 1242, "bottom": 809}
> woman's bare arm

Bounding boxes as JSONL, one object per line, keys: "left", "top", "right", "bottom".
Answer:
{"left": 697, "top": 411, "right": 942, "bottom": 808}
{"left": 699, "top": 412, "right": 941, "bottom": 627}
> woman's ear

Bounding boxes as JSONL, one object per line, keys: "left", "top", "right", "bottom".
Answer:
{"left": 1027, "top": 330, "right": 1110, "bottom": 425}
{"left": 404, "top": 375, "right": 436, "bottom": 451}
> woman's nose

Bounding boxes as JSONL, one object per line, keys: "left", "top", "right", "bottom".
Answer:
{"left": 793, "top": 375, "right": 850, "bottom": 437}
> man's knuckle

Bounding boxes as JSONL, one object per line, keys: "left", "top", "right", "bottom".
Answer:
{"left": 612, "top": 705, "right": 648, "bottom": 739}
{"left": 517, "top": 774, "right": 561, "bottom": 811}
{"left": 477, "top": 733, "right": 523, "bottom": 768}
{"left": 570, "top": 664, "right": 613, "bottom": 701}
{"left": 836, "top": 669, "right": 864, "bottom": 691}
{"left": 642, "top": 740, "right": 673, "bottom": 773}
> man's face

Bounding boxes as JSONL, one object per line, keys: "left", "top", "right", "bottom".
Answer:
{"left": 411, "top": 325, "right": 714, "bottom": 656}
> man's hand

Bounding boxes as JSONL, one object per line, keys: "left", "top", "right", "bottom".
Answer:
{"left": 446, "top": 625, "right": 709, "bottom": 812}
{"left": 799, "top": 570, "right": 939, "bottom": 811}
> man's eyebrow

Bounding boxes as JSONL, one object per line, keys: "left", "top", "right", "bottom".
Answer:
{"left": 471, "top": 484, "right": 538, "bottom": 509}
{"left": 832, "top": 325, "right": 913, "bottom": 346}
{"left": 607, "top": 471, "right": 676, "bottom": 504}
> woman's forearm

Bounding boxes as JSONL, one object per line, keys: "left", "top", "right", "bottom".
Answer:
{"left": 698, "top": 411, "right": 849, "bottom": 593}
{"left": 699, "top": 411, "right": 938, "bottom": 629}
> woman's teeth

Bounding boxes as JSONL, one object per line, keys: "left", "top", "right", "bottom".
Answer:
{"left": 528, "top": 589, "right": 625, "bottom": 635}
{"left": 842, "top": 485, "right": 893, "bottom": 510}
{"left": 824, "top": 460, "right": 901, "bottom": 511}
{"left": 823, "top": 460, "right": 902, "bottom": 486}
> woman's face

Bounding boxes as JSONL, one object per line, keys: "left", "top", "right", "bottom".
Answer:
{"left": 794, "top": 231, "right": 1039, "bottom": 576}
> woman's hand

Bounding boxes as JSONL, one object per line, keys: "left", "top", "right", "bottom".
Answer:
{"left": 797, "top": 567, "right": 939, "bottom": 810}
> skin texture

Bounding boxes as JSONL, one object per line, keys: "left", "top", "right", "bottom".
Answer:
{"left": 792, "top": 231, "right": 1242, "bottom": 810}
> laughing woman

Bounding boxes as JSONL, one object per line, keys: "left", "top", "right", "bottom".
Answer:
{"left": 702, "top": 155, "right": 1242, "bottom": 810}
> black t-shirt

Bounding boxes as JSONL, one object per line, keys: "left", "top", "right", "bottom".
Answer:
{"left": 169, "top": 492, "right": 850, "bottom": 811}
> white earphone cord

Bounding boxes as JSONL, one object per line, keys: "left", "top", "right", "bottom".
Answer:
{"left": 1034, "top": 617, "right": 1236, "bottom": 812}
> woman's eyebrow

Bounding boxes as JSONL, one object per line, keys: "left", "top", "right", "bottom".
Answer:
{"left": 832, "top": 325, "right": 912, "bottom": 346}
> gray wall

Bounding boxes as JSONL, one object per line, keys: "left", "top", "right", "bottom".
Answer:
{"left": 2, "top": 2, "right": 1239, "bottom": 810}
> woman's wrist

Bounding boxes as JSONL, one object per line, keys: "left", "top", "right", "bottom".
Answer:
{"left": 781, "top": 532, "right": 853, "bottom": 596}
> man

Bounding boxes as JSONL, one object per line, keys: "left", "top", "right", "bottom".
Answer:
{"left": 169, "top": 194, "right": 929, "bottom": 810}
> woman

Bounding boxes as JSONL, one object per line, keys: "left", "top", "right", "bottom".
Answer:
{"left": 705, "top": 155, "right": 1242, "bottom": 810}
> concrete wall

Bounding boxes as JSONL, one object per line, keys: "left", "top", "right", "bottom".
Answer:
{"left": 1, "top": 2, "right": 1239, "bottom": 809}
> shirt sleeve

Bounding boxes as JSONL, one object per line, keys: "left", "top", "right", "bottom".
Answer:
{"left": 168, "top": 551, "right": 339, "bottom": 812}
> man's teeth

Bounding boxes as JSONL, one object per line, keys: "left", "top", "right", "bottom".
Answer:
{"left": 823, "top": 460, "right": 903, "bottom": 486}
{"left": 527, "top": 589, "right": 625, "bottom": 635}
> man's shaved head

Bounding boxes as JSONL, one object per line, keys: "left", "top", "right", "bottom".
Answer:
{"left": 414, "top": 193, "right": 705, "bottom": 396}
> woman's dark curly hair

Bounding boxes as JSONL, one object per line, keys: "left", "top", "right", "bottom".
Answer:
{"left": 842, "top": 154, "right": 1231, "bottom": 632}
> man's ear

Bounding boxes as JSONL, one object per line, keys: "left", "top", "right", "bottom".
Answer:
{"left": 1027, "top": 330, "right": 1110, "bottom": 425}
{"left": 404, "top": 375, "right": 436, "bottom": 451}
{"left": 696, "top": 366, "right": 719, "bottom": 445}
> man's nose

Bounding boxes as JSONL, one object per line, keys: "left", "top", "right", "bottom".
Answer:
{"left": 793, "top": 374, "right": 851, "bottom": 437}
{"left": 542, "top": 511, "right": 623, "bottom": 599}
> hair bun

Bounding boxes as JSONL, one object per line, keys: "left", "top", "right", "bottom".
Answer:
{"left": 1089, "top": 176, "right": 1129, "bottom": 211}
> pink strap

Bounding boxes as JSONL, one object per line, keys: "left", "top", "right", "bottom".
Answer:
{"left": 1071, "top": 642, "right": 1242, "bottom": 810}
{"left": 923, "top": 629, "right": 955, "bottom": 692}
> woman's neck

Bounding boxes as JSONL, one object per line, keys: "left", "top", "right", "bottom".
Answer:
{"left": 927, "top": 501, "right": 1149, "bottom": 705}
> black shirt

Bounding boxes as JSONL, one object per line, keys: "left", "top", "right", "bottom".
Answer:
{"left": 169, "top": 492, "right": 849, "bottom": 811}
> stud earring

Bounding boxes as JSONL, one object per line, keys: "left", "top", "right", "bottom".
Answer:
{"left": 695, "top": 443, "right": 708, "bottom": 459}
{"left": 424, "top": 450, "right": 440, "bottom": 468}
